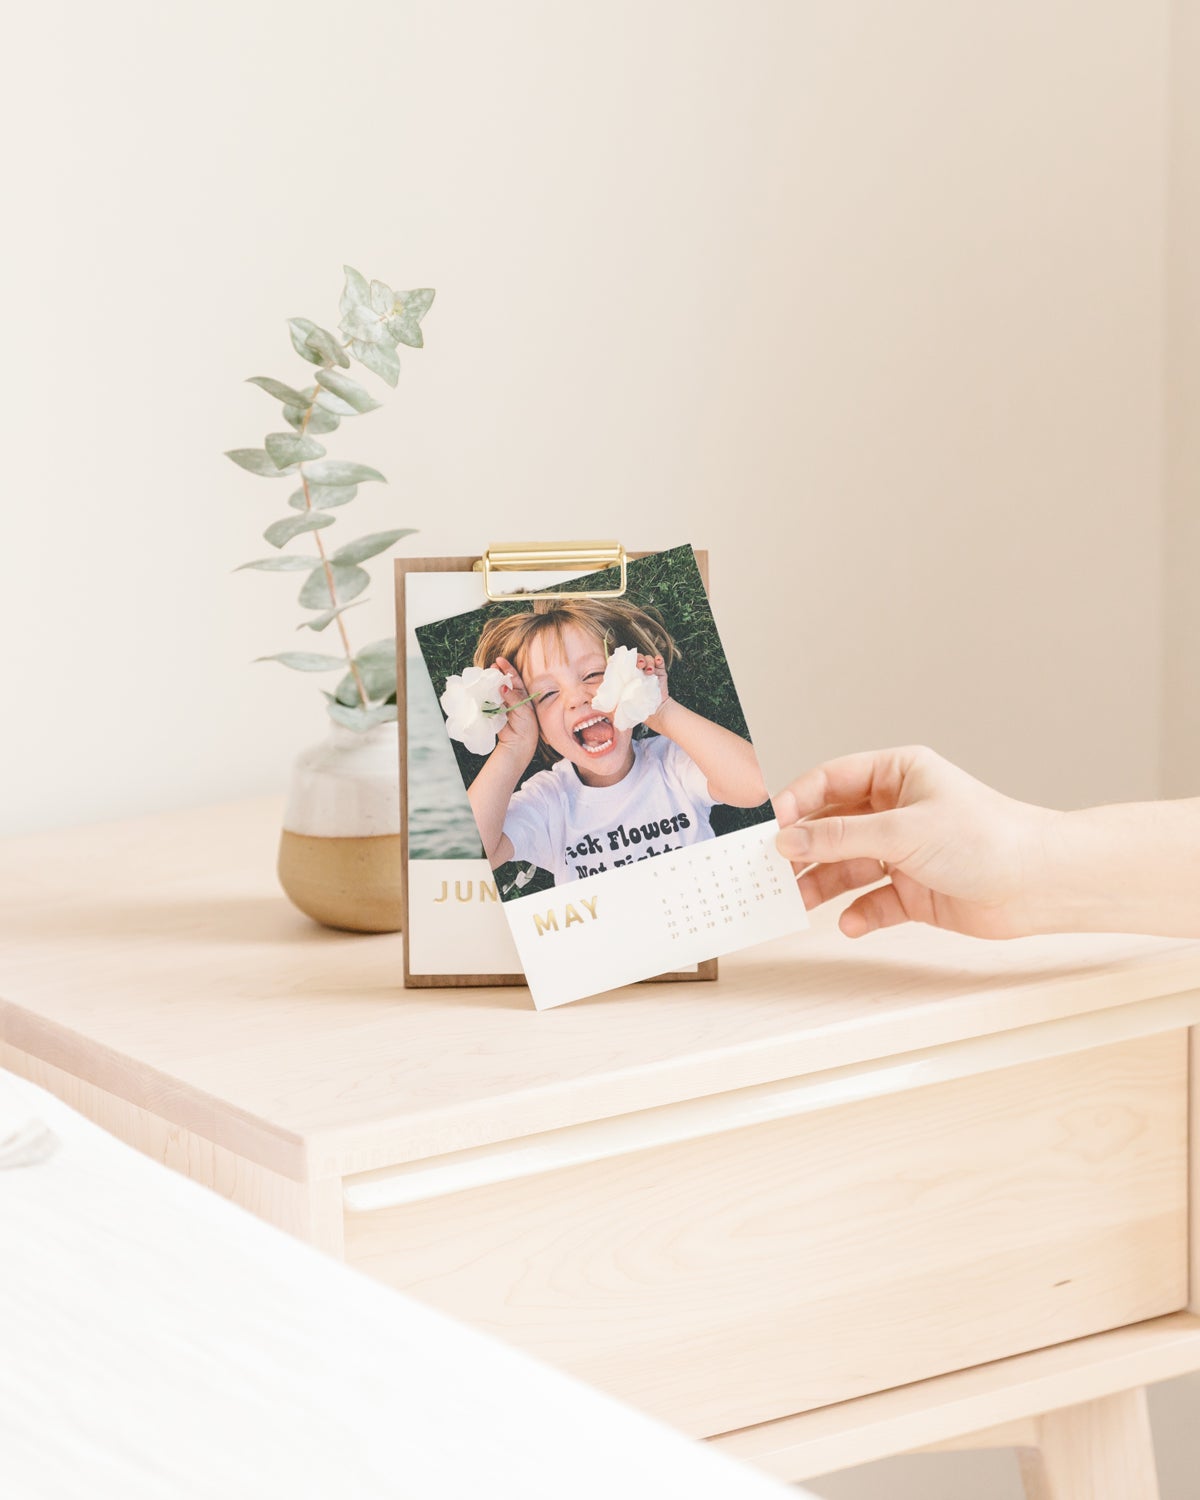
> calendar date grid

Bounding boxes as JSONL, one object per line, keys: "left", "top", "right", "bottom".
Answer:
{"left": 654, "top": 840, "right": 789, "bottom": 941}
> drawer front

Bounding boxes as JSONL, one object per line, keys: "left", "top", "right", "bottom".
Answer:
{"left": 343, "top": 1033, "right": 1187, "bottom": 1436}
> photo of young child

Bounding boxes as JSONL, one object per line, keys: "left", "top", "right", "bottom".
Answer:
{"left": 415, "top": 545, "right": 775, "bottom": 904}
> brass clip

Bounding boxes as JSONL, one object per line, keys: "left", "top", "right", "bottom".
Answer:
{"left": 474, "top": 541, "right": 628, "bottom": 602}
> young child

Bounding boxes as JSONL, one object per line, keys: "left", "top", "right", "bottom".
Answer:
{"left": 466, "top": 597, "right": 768, "bottom": 885}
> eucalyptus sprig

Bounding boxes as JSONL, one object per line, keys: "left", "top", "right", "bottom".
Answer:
{"left": 226, "top": 266, "right": 434, "bottom": 731}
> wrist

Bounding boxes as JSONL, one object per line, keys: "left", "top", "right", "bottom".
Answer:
{"left": 644, "top": 695, "right": 679, "bottom": 736}
{"left": 1027, "top": 805, "right": 1126, "bottom": 935}
{"left": 492, "top": 737, "right": 535, "bottom": 777}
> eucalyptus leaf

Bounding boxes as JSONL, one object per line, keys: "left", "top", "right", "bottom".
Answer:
{"left": 358, "top": 654, "right": 397, "bottom": 696}
{"left": 297, "top": 561, "right": 369, "bottom": 610}
{"left": 263, "top": 511, "right": 336, "bottom": 548}
{"left": 314, "top": 387, "right": 358, "bottom": 417}
{"left": 315, "top": 368, "right": 381, "bottom": 414}
{"left": 325, "top": 698, "right": 399, "bottom": 731}
{"left": 255, "top": 652, "right": 345, "bottom": 671}
{"left": 351, "top": 337, "right": 400, "bottom": 386}
{"left": 225, "top": 447, "right": 290, "bottom": 478}
{"left": 398, "top": 287, "right": 436, "bottom": 320}
{"left": 287, "top": 483, "right": 359, "bottom": 511}
{"left": 236, "top": 556, "right": 321, "bottom": 572}
{"left": 370, "top": 279, "right": 395, "bottom": 314}
{"left": 330, "top": 528, "right": 415, "bottom": 565}
{"left": 341, "top": 305, "right": 387, "bottom": 346}
{"left": 334, "top": 652, "right": 395, "bottom": 704}
{"left": 283, "top": 402, "right": 341, "bottom": 436}
{"left": 306, "top": 327, "right": 350, "bottom": 369}
{"left": 265, "top": 431, "right": 325, "bottom": 467}
{"left": 301, "top": 459, "right": 385, "bottom": 486}
{"left": 288, "top": 317, "right": 350, "bottom": 369}
{"left": 333, "top": 673, "right": 361, "bottom": 707}
{"left": 298, "top": 599, "right": 367, "bottom": 633}
{"left": 355, "top": 637, "right": 397, "bottom": 668}
{"left": 340, "top": 265, "right": 370, "bottom": 315}
{"left": 247, "top": 376, "right": 311, "bottom": 407}
{"left": 390, "top": 288, "right": 435, "bottom": 349}
{"left": 309, "top": 482, "right": 359, "bottom": 509}
{"left": 288, "top": 317, "right": 325, "bottom": 366}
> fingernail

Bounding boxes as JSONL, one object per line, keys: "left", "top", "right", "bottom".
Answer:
{"left": 777, "top": 825, "right": 811, "bottom": 858}
{"left": 773, "top": 790, "right": 798, "bottom": 826}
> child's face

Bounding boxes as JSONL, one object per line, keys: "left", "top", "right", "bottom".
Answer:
{"left": 521, "top": 622, "right": 635, "bottom": 784}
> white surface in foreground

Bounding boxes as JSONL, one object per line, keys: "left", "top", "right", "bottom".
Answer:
{"left": 0, "top": 1069, "right": 805, "bottom": 1500}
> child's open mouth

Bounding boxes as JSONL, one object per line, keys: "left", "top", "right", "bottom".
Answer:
{"left": 573, "top": 714, "right": 616, "bottom": 755}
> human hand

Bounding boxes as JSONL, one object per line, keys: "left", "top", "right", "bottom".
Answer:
{"left": 774, "top": 746, "right": 1059, "bottom": 940}
{"left": 639, "top": 654, "right": 671, "bottom": 728}
{"left": 492, "top": 656, "right": 539, "bottom": 767}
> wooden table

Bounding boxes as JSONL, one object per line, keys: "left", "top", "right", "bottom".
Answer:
{"left": 4, "top": 799, "right": 1200, "bottom": 1498}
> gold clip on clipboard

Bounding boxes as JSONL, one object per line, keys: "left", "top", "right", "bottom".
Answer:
{"left": 473, "top": 540, "right": 628, "bottom": 601}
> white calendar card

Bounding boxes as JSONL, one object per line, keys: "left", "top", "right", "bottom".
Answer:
{"left": 411, "top": 543, "right": 807, "bottom": 1009}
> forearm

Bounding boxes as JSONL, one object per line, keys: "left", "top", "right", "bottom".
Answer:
{"left": 468, "top": 747, "right": 528, "bottom": 859}
{"left": 1034, "top": 798, "right": 1200, "bottom": 937}
{"left": 646, "top": 700, "right": 767, "bottom": 807}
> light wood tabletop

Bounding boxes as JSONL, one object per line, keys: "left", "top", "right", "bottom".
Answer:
{"left": 3, "top": 798, "right": 1199, "bottom": 1170}
{"left": 3, "top": 797, "right": 1199, "bottom": 1496}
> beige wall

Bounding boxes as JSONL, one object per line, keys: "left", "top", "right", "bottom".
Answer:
{"left": 0, "top": 0, "right": 1173, "bottom": 836}
{"left": 1164, "top": 0, "right": 1200, "bottom": 796}
{"left": 1, "top": 1, "right": 1194, "bottom": 1493}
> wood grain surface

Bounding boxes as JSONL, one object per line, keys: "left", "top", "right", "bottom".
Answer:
{"left": 343, "top": 1034, "right": 1188, "bottom": 1435}
{"left": 2, "top": 800, "right": 1200, "bottom": 1180}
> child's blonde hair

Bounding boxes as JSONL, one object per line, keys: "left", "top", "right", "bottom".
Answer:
{"left": 474, "top": 595, "right": 679, "bottom": 677}
{"left": 474, "top": 596, "right": 680, "bottom": 762}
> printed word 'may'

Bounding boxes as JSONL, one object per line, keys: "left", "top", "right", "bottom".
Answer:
{"left": 532, "top": 897, "right": 599, "bottom": 937}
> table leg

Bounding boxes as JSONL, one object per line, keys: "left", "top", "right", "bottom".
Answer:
{"left": 1016, "top": 1388, "right": 1160, "bottom": 1500}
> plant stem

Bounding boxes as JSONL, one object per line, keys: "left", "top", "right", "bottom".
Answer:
{"left": 299, "top": 391, "right": 369, "bottom": 709}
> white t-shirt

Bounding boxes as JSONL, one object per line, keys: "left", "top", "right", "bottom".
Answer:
{"left": 502, "top": 735, "right": 717, "bottom": 885}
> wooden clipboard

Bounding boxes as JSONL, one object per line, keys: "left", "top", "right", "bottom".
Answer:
{"left": 394, "top": 542, "right": 719, "bottom": 989}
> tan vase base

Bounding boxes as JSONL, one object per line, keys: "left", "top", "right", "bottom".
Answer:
{"left": 277, "top": 830, "right": 403, "bottom": 934}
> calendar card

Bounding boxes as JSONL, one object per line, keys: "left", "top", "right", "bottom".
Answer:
{"left": 413, "top": 544, "right": 807, "bottom": 1008}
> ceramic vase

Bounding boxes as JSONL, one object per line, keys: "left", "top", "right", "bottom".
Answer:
{"left": 277, "top": 720, "right": 403, "bottom": 933}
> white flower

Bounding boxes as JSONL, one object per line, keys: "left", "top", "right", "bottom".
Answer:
{"left": 590, "top": 645, "right": 662, "bottom": 731}
{"left": 440, "top": 666, "right": 512, "bottom": 755}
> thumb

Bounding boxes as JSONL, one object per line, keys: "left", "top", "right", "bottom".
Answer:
{"left": 776, "top": 808, "right": 912, "bottom": 867}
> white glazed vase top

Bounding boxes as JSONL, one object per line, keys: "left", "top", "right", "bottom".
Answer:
{"left": 282, "top": 722, "right": 401, "bottom": 837}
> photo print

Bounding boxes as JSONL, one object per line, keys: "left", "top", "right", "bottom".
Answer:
{"left": 414, "top": 544, "right": 807, "bottom": 1008}
{"left": 400, "top": 554, "right": 717, "bottom": 989}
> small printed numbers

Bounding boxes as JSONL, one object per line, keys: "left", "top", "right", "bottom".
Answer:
{"left": 647, "top": 837, "right": 793, "bottom": 945}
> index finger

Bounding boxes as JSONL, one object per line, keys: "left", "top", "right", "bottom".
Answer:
{"left": 494, "top": 655, "right": 526, "bottom": 690}
{"left": 773, "top": 747, "right": 916, "bottom": 827}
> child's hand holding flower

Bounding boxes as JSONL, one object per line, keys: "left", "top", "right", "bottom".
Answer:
{"left": 440, "top": 665, "right": 513, "bottom": 755}
{"left": 492, "top": 655, "right": 540, "bottom": 766}
{"left": 591, "top": 645, "right": 664, "bottom": 730}
{"left": 441, "top": 657, "right": 541, "bottom": 763}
